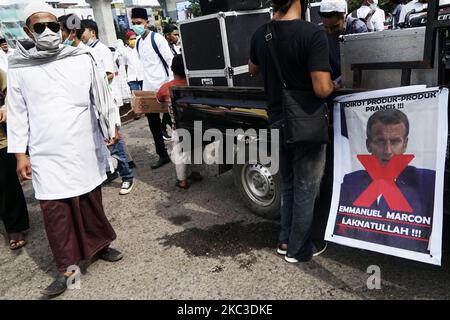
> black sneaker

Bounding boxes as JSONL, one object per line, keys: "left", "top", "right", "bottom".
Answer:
{"left": 119, "top": 181, "right": 134, "bottom": 195}
{"left": 284, "top": 254, "right": 299, "bottom": 264}
{"left": 151, "top": 156, "right": 171, "bottom": 169}
{"left": 41, "top": 274, "right": 69, "bottom": 297}
{"left": 162, "top": 130, "right": 171, "bottom": 141}
{"left": 103, "top": 171, "right": 119, "bottom": 185}
{"left": 99, "top": 248, "right": 123, "bottom": 262}
{"left": 277, "top": 244, "right": 287, "bottom": 255}
{"left": 312, "top": 241, "right": 328, "bottom": 257}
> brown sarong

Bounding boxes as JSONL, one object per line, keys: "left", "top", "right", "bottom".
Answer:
{"left": 40, "top": 186, "right": 117, "bottom": 272}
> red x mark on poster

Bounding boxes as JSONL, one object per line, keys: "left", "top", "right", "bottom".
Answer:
{"left": 352, "top": 154, "right": 415, "bottom": 213}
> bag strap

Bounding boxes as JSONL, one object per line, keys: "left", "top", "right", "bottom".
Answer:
{"left": 136, "top": 32, "right": 170, "bottom": 77}
{"left": 169, "top": 43, "right": 178, "bottom": 56}
{"left": 151, "top": 32, "right": 169, "bottom": 77}
{"left": 365, "top": 9, "right": 376, "bottom": 22}
{"left": 137, "top": 37, "right": 141, "bottom": 54}
{"left": 265, "top": 22, "right": 287, "bottom": 90}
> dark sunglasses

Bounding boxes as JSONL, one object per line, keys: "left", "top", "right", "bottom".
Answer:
{"left": 32, "top": 22, "right": 61, "bottom": 34}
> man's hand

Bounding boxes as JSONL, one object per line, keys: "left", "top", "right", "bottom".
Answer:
{"left": 333, "top": 76, "right": 343, "bottom": 91}
{"left": 0, "top": 110, "right": 6, "bottom": 123}
{"left": 333, "top": 80, "right": 342, "bottom": 91}
{"left": 16, "top": 154, "right": 32, "bottom": 181}
{"left": 105, "top": 126, "right": 120, "bottom": 146}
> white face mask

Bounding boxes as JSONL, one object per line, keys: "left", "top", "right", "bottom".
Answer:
{"left": 33, "top": 28, "right": 61, "bottom": 51}
{"left": 86, "top": 38, "right": 95, "bottom": 47}
{"left": 369, "top": 1, "right": 378, "bottom": 10}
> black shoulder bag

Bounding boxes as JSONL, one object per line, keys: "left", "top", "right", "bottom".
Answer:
{"left": 137, "top": 32, "right": 170, "bottom": 77}
{"left": 265, "top": 23, "right": 329, "bottom": 146}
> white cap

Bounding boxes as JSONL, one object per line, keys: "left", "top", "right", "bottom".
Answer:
{"left": 22, "top": 1, "right": 57, "bottom": 22}
{"left": 319, "top": 0, "right": 348, "bottom": 13}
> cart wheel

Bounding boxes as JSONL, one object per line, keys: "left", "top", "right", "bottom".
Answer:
{"left": 233, "top": 162, "right": 281, "bottom": 220}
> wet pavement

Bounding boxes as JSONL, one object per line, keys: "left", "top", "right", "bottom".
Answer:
{"left": 1, "top": 117, "right": 450, "bottom": 300}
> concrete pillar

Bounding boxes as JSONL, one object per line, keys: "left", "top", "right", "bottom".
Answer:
{"left": 86, "top": 0, "right": 117, "bottom": 47}
{"left": 160, "top": 0, "right": 178, "bottom": 21}
{"left": 168, "top": 0, "right": 179, "bottom": 21}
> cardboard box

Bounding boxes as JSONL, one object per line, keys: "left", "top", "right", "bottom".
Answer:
{"left": 131, "top": 91, "right": 168, "bottom": 114}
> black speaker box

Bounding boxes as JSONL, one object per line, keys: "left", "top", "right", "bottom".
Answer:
{"left": 200, "top": 0, "right": 266, "bottom": 15}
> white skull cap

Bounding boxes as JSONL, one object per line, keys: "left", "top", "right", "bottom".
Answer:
{"left": 319, "top": 0, "right": 348, "bottom": 13}
{"left": 23, "top": 1, "right": 57, "bottom": 22}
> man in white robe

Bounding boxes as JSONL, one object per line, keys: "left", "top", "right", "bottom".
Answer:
{"left": 6, "top": 1, "right": 123, "bottom": 297}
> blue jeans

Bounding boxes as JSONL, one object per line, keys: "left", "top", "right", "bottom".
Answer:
{"left": 128, "top": 81, "right": 143, "bottom": 92}
{"left": 278, "top": 131, "right": 326, "bottom": 261}
{"left": 110, "top": 137, "right": 133, "bottom": 183}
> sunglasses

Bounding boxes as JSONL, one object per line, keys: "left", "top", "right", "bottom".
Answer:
{"left": 32, "top": 22, "right": 61, "bottom": 34}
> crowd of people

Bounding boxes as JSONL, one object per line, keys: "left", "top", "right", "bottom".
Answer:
{"left": 0, "top": 1, "right": 196, "bottom": 297}
{"left": 0, "top": 0, "right": 434, "bottom": 298}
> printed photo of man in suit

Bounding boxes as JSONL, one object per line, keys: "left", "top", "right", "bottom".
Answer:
{"left": 335, "top": 109, "right": 435, "bottom": 253}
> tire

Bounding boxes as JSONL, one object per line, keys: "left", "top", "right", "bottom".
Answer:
{"left": 233, "top": 162, "right": 281, "bottom": 220}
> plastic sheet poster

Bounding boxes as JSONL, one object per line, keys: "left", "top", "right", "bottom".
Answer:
{"left": 325, "top": 86, "right": 448, "bottom": 265}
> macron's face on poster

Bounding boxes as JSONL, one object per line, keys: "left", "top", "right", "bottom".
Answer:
{"left": 366, "top": 122, "right": 409, "bottom": 166}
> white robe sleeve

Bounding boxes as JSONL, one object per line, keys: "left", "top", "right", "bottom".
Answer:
{"left": 7, "top": 68, "right": 29, "bottom": 154}
{"left": 89, "top": 60, "right": 121, "bottom": 131}
{"left": 112, "top": 100, "right": 121, "bottom": 128}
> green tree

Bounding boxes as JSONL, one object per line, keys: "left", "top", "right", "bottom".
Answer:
{"left": 348, "top": 0, "right": 361, "bottom": 12}
{"left": 189, "top": 0, "right": 202, "bottom": 17}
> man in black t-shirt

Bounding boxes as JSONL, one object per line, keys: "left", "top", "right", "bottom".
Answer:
{"left": 249, "top": 0, "right": 334, "bottom": 263}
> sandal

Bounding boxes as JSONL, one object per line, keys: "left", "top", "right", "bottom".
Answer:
{"left": 176, "top": 180, "right": 189, "bottom": 189}
{"left": 9, "top": 239, "right": 27, "bottom": 250}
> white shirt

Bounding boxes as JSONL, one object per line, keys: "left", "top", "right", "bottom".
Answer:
{"left": 5, "top": 48, "right": 15, "bottom": 58}
{"left": 399, "top": 0, "right": 428, "bottom": 24}
{"left": 90, "top": 40, "right": 124, "bottom": 108}
{"left": 170, "top": 43, "right": 182, "bottom": 56}
{"left": 77, "top": 41, "right": 95, "bottom": 57}
{"left": 356, "top": 5, "right": 386, "bottom": 32}
{"left": 136, "top": 31, "right": 173, "bottom": 91}
{"left": 0, "top": 50, "right": 8, "bottom": 72}
{"left": 78, "top": 41, "right": 121, "bottom": 135}
{"left": 7, "top": 53, "right": 109, "bottom": 200}
{"left": 123, "top": 46, "right": 144, "bottom": 82}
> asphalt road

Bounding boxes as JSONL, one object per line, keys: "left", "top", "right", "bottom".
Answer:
{"left": 1, "top": 117, "right": 450, "bottom": 300}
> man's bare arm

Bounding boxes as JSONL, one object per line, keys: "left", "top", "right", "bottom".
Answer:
{"left": 310, "top": 71, "right": 334, "bottom": 99}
